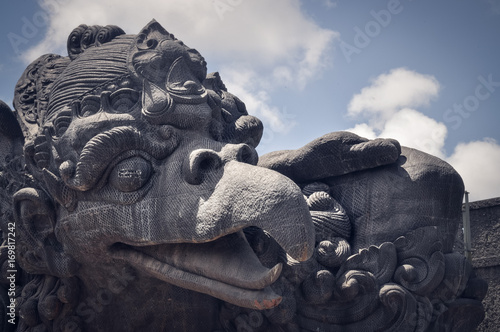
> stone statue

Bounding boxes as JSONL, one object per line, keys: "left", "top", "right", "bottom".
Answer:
{"left": 0, "top": 20, "right": 487, "bottom": 332}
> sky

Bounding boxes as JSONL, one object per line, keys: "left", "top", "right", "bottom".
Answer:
{"left": 0, "top": 0, "right": 499, "bottom": 202}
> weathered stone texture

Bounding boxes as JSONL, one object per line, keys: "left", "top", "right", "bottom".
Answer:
{"left": 465, "top": 198, "right": 500, "bottom": 331}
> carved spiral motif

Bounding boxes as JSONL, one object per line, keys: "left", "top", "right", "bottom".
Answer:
{"left": 307, "top": 191, "right": 335, "bottom": 211}
{"left": 394, "top": 227, "right": 446, "bottom": 296}
{"left": 316, "top": 238, "right": 351, "bottom": 268}
{"left": 67, "top": 24, "right": 88, "bottom": 59}
{"left": 301, "top": 269, "right": 335, "bottom": 304}
{"left": 96, "top": 25, "right": 125, "bottom": 46}
{"left": 67, "top": 25, "right": 125, "bottom": 60}
{"left": 302, "top": 182, "right": 352, "bottom": 242}
{"left": 12, "top": 275, "right": 82, "bottom": 332}
{"left": 80, "top": 25, "right": 100, "bottom": 50}
{"left": 335, "top": 270, "right": 377, "bottom": 302}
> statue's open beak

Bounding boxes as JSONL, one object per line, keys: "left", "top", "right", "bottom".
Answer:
{"left": 111, "top": 161, "right": 315, "bottom": 309}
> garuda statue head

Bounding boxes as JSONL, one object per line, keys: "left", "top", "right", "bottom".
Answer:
{"left": 5, "top": 20, "right": 315, "bottom": 331}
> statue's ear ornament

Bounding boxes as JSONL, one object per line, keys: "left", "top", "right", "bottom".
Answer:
{"left": 13, "top": 188, "right": 79, "bottom": 276}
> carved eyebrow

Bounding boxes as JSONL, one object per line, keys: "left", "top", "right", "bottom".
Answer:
{"left": 60, "top": 125, "right": 178, "bottom": 191}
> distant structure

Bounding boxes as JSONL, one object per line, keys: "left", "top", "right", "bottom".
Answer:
{"left": 460, "top": 197, "right": 500, "bottom": 331}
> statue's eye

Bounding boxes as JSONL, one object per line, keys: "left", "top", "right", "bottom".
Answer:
{"left": 109, "top": 157, "right": 152, "bottom": 192}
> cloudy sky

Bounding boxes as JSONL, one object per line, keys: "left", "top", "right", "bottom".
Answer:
{"left": 1, "top": 0, "right": 499, "bottom": 201}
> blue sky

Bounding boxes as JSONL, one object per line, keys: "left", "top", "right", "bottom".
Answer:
{"left": 1, "top": 0, "right": 499, "bottom": 201}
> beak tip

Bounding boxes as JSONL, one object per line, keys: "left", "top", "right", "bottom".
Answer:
{"left": 253, "top": 296, "right": 283, "bottom": 310}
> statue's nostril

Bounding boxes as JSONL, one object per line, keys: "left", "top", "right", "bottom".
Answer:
{"left": 184, "top": 149, "right": 222, "bottom": 185}
{"left": 185, "top": 144, "right": 258, "bottom": 185}
{"left": 199, "top": 156, "right": 217, "bottom": 171}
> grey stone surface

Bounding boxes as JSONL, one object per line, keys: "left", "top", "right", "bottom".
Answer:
{"left": 0, "top": 20, "right": 487, "bottom": 331}
{"left": 456, "top": 198, "right": 500, "bottom": 332}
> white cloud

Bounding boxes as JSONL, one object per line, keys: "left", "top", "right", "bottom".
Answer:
{"left": 27, "top": 0, "right": 337, "bottom": 84}
{"left": 346, "top": 68, "right": 445, "bottom": 157}
{"left": 379, "top": 108, "right": 447, "bottom": 159}
{"left": 346, "top": 123, "right": 377, "bottom": 140}
{"left": 324, "top": 0, "right": 338, "bottom": 8}
{"left": 345, "top": 67, "right": 500, "bottom": 200}
{"left": 348, "top": 108, "right": 447, "bottom": 159}
{"left": 447, "top": 139, "right": 500, "bottom": 201}
{"left": 221, "top": 65, "right": 296, "bottom": 135}
{"left": 347, "top": 67, "right": 440, "bottom": 130}
{"left": 312, "top": 0, "right": 337, "bottom": 9}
